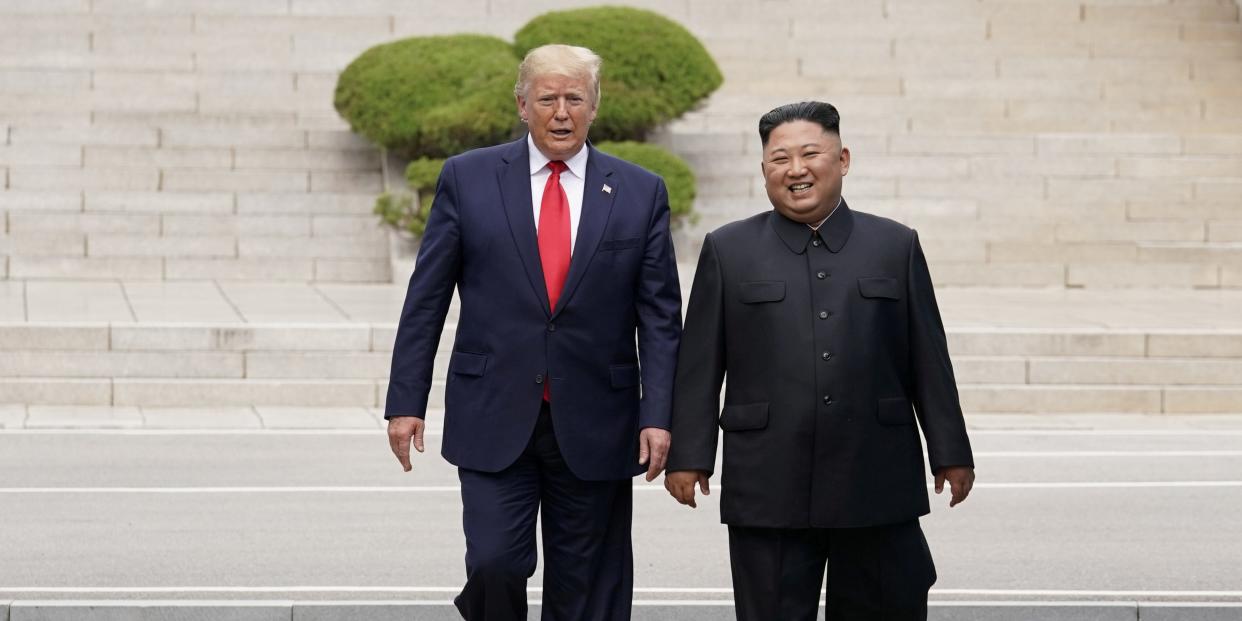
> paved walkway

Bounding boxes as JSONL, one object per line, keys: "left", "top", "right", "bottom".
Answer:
{"left": 3, "top": 415, "right": 1241, "bottom": 620}
{"left": 6, "top": 276, "right": 1242, "bottom": 329}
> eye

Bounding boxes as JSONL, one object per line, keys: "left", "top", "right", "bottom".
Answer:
{"left": 771, "top": 156, "right": 788, "bottom": 164}
{"left": 803, "top": 151, "right": 820, "bottom": 158}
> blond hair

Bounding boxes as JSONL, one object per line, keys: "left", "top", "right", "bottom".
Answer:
{"left": 514, "top": 44, "right": 602, "bottom": 104}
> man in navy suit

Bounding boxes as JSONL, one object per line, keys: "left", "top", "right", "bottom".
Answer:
{"left": 384, "top": 44, "right": 682, "bottom": 620}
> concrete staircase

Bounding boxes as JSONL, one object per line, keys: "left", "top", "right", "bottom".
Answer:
{"left": 2, "top": 0, "right": 1241, "bottom": 419}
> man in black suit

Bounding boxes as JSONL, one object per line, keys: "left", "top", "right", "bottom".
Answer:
{"left": 665, "top": 101, "right": 975, "bottom": 620}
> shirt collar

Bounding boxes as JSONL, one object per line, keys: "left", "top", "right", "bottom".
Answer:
{"left": 527, "top": 133, "right": 588, "bottom": 180}
{"left": 807, "top": 197, "right": 842, "bottom": 231}
{"left": 770, "top": 199, "right": 854, "bottom": 254}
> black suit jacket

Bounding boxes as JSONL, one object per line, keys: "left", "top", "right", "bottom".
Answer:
{"left": 667, "top": 202, "right": 973, "bottom": 528}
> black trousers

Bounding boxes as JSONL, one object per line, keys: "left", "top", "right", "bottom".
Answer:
{"left": 728, "top": 520, "right": 936, "bottom": 621}
{"left": 454, "top": 403, "right": 634, "bottom": 621}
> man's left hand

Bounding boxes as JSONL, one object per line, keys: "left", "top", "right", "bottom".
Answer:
{"left": 638, "top": 427, "right": 671, "bottom": 482}
{"left": 935, "top": 466, "right": 975, "bottom": 507}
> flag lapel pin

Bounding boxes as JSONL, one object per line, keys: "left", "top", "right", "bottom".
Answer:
{"left": 602, "top": 184, "right": 612, "bottom": 194}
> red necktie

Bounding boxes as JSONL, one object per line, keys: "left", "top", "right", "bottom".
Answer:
{"left": 538, "top": 161, "right": 571, "bottom": 401}
{"left": 538, "top": 160, "right": 572, "bottom": 312}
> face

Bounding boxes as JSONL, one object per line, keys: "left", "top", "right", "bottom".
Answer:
{"left": 761, "top": 120, "right": 850, "bottom": 223}
{"left": 516, "top": 72, "right": 597, "bottom": 161}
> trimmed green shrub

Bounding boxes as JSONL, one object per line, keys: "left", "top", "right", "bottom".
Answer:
{"left": 335, "top": 34, "right": 519, "bottom": 158}
{"left": 596, "top": 141, "right": 696, "bottom": 225}
{"left": 374, "top": 157, "right": 446, "bottom": 237}
{"left": 514, "top": 6, "right": 723, "bottom": 142}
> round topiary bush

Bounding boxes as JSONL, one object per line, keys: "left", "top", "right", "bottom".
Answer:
{"left": 335, "top": 34, "right": 519, "bottom": 159}
{"left": 515, "top": 7, "right": 723, "bottom": 142}
{"left": 596, "top": 141, "right": 695, "bottom": 225}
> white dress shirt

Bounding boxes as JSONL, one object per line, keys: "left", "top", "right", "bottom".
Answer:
{"left": 528, "top": 134, "right": 588, "bottom": 252}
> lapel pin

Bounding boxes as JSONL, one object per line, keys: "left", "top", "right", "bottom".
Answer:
{"left": 602, "top": 184, "right": 612, "bottom": 194}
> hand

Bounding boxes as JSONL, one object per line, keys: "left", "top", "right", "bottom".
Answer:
{"left": 665, "top": 470, "right": 710, "bottom": 508}
{"left": 387, "top": 416, "right": 425, "bottom": 472}
{"left": 638, "top": 427, "right": 671, "bottom": 482}
{"left": 935, "top": 466, "right": 975, "bottom": 508}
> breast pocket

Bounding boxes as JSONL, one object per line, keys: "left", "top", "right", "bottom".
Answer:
{"left": 738, "top": 281, "right": 786, "bottom": 304}
{"left": 599, "top": 237, "right": 641, "bottom": 252}
{"left": 858, "top": 277, "right": 901, "bottom": 300}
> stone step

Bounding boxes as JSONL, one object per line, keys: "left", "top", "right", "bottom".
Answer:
{"left": 4, "top": 375, "right": 1239, "bottom": 414}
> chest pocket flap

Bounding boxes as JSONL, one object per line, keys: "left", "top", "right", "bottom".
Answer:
{"left": 858, "top": 277, "right": 901, "bottom": 299}
{"left": 739, "top": 280, "right": 786, "bottom": 304}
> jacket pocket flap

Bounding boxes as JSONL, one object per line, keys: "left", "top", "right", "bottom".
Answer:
{"left": 858, "top": 277, "right": 901, "bottom": 299}
{"left": 719, "top": 403, "right": 769, "bottom": 431}
{"left": 739, "top": 281, "right": 786, "bottom": 304}
{"left": 600, "top": 237, "right": 641, "bottom": 251}
{"left": 877, "top": 397, "right": 913, "bottom": 426}
{"left": 610, "top": 364, "right": 640, "bottom": 388}
{"left": 449, "top": 351, "right": 487, "bottom": 377}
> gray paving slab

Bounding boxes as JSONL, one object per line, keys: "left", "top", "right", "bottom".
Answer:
{"left": 24, "top": 282, "right": 134, "bottom": 323}
{"left": 927, "top": 602, "right": 1137, "bottom": 620}
{"left": 293, "top": 601, "right": 453, "bottom": 621}
{"left": 8, "top": 601, "right": 290, "bottom": 621}
{"left": 24, "top": 406, "right": 143, "bottom": 429}
{"left": 255, "top": 407, "right": 380, "bottom": 429}
{"left": 0, "top": 406, "right": 25, "bottom": 429}
{"left": 140, "top": 407, "right": 262, "bottom": 429}
{"left": 0, "top": 282, "right": 25, "bottom": 321}
{"left": 123, "top": 282, "right": 242, "bottom": 323}
{"left": 217, "top": 283, "right": 348, "bottom": 323}
{"left": 1139, "top": 603, "right": 1242, "bottom": 620}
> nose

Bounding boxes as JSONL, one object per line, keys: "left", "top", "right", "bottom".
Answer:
{"left": 788, "top": 156, "right": 807, "bottom": 176}
{"left": 553, "top": 98, "right": 570, "bottom": 119}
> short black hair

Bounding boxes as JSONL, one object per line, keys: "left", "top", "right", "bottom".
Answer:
{"left": 758, "top": 101, "right": 840, "bottom": 146}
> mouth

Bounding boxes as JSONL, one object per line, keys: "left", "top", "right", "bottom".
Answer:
{"left": 549, "top": 129, "right": 573, "bottom": 139}
{"left": 788, "top": 182, "right": 813, "bottom": 194}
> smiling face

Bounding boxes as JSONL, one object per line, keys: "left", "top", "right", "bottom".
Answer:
{"left": 761, "top": 120, "right": 850, "bottom": 224}
{"left": 516, "top": 72, "right": 597, "bottom": 162}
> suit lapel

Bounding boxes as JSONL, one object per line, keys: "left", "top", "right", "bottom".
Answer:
{"left": 497, "top": 138, "right": 551, "bottom": 315}
{"left": 552, "top": 146, "right": 615, "bottom": 320}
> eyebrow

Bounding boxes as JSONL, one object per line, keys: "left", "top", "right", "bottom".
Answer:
{"left": 767, "top": 143, "right": 826, "bottom": 155}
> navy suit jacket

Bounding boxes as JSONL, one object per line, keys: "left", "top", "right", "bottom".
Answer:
{"left": 385, "top": 137, "right": 682, "bottom": 481}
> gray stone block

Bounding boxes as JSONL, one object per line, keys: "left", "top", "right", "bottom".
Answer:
{"left": 1139, "top": 603, "right": 1242, "bottom": 621}
{"left": 9, "top": 600, "right": 291, "bottom": 621}
{"left": 10, "top": 256, "right": 162, "bottom": 280}
{"left": 237, "top": 193, "right": 374, "bottom": 215}
{"left": 294, "top": 601, "right": 456, "bottom": 621}
{"left": 927, "top": 602, "right": 1137, "bottom": 621}
{"left": 0, "top": 378, "right": 111, "bottom": 405}
{"left": 86, "top": 192, "right": 234, "bottom": 215}
{"left": 165, "top": 258, "right": 314, "bottom": 281}
{"left": 163, "top": 170, "right": 308, "bottom": 193}
{"left": 0, "top": 324, "right": 109, "bottom": 350}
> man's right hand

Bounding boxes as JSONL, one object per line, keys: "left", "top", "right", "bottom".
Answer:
{"left": 387, "top": 416, "right": 425, "bottom": 472}
{"left": 665, "top": 470, "right": 711, "bottom": 508}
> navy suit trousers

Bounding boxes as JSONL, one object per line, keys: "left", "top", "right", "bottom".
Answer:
{"left": 454, "top": 403, "right": 634, "bottom": 621}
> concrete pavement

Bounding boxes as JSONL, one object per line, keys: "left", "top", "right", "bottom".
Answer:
{"left": 3, "top": 416, "right": 1242, "bottom": 619}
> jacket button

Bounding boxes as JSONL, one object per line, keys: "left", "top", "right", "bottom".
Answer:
{"left": 535, "top": 374, "right": 544, "bottom": 384}
{"left": 818, "top": 311, "right": 828, "bottom": 319}
{"left": 821, "top": 352, "right": 832, "bottom": 361}
{"left": 812, "top": 239, "right": 821, "bottom": 247}
{"left": 823, "top": 395, "right": 834, "bottom": 405}
{"left": 817, "top": 271, "right": 827, "bottom": 280}
{"left": 547, "top": 323, "right": 556, "bottom": 332}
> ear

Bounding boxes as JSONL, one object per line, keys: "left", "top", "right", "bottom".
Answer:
{"left": 515, "top": 94, "right": 527, "bottom": 122}
{"left": 839, "top": 147, "right": 851, "bottom": 176}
